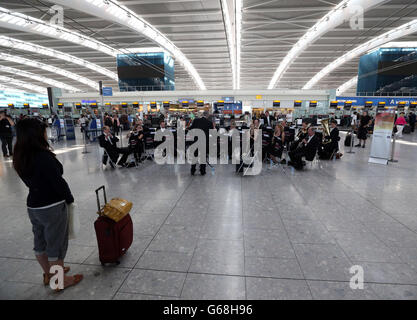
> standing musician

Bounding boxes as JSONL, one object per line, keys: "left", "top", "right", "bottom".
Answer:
{"left": 267, "top": 124, "right": 286, "bottom": 164}
{"left": 288, "top": 127, "right": 319, "bottom": 170}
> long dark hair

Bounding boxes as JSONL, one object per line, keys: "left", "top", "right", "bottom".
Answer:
{"left": 13, "top": 118, "right": 53, "bottom": 177}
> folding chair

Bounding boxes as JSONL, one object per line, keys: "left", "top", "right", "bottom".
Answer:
{"left": 142, "top": 135, "right": 155, "bottom": 161}
{"left": 206, "top": 157, "right": 215, "bottom": 175}
{"left": 236, "top": 149, "right": 258, "bottom": 176}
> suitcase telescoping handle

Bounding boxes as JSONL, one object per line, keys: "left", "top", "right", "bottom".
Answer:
{"left": 95, "top": 185, "right": 107, "bottom": 214}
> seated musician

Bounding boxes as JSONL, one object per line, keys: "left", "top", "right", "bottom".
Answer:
{"left": 267, "top": 124, "right": 286, "bottom": 164}
{"left": 290, "top": 120, "right": 309, "bottom": 151}
{"left": 248, "top": 123, "right": 257, "bottom": 157}
{"left": 179, "top": 116, "right": 187, "bottom": 130}
{"left": 127, "top": 124, "right": 144, "bottom": 163}
{"left": 318, "top": 119, "right": 342, "bottom": 160}
{"left": 99, "top": 126, "right": 131, "bottom": 168}
{"left": 227, "top": 121, "right": 240, "bottom": 159}
{"left": 288, "top": 127, "right": 319, "bottom": 170}
{"left": 280, "top": 119, "right": 291, "bottom": 148}
{"left": 252, "top": 118, "right": 261, "bottom": 131}
{"left": 155, "top": 120, "right": 169, "bottom": 156}
{"left": 159, "top": 120, "right": 167, "bottom": 133}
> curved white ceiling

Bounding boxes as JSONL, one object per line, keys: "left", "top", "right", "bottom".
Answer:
{"left": 46, "top": 0, "right": 206, "bottom": 90}
{"left": 220, "top": 0, "right": 237, "bottom": 89}
{"left": 0, "top": 7, "right": 118, "bottom": 56}
{"left": 303, "top": 18, "right": 417, "bottom": 90}
{"left": 0, "top": 36, "right": 118, "bottom": 81}
{"left": 267, "top": 0, "right": 386, "bottom": 89}
{"left": 0, "top": 64, "right": 80, "bottom": 92}
{"left": 0, "top": 84, "right": 24, "bottom": 92}
{"left": 236, "top": 0, "right": 242, "bottom": 90}
{"left": 0, "top": 75, "right": 46, "bottom": 93}
{"left": 0, "top": 52, "right": 99, "bottom": 90}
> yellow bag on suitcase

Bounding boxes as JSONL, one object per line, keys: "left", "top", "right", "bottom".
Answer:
{"left": 100, "top": 198, "right": 133, "bottom": 222}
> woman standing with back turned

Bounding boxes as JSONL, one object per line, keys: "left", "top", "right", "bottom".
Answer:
{"left": 13, "top": 118, "right": 83, "bottom": 291}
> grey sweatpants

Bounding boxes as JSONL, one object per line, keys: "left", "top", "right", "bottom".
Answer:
{"left": 27, "top": 202, "right": 69, "bottom": 261}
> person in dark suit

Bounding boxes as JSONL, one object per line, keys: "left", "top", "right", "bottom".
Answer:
{"left": 288, "top": 127, "right": 319, "bottom": 170}
{"left": 99, "top": 126, "right": 130, "bottom": 167}
{"left": 0, "top": 110, "right": 14, "bottom": 158}
{"left": 261, "top": 111, "right": 274, "bottom": 128}
{"left": 188, "top": 111, "right": 212, "bottom": 175}
{"left": 290, "top": 120, "right": 309, "bottom": 151}
{"left": 408, "top": 112, "right": 416, "bottom": 132}
{"left": 127, "top": 124, "right": 144, "bottom": 163}
{"left": 318, "top": 119, "right": 341, "bottom": 160}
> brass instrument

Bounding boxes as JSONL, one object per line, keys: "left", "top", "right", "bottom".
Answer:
{"left": 295, "top": 123, "right": 310, "bottom": 141}
{"left": 321, "top": 118, "right": 332, "bottom": 145}
{"left": 290, "top": 123, "right": 310, "bottom": 151}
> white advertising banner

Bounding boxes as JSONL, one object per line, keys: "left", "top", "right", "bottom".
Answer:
{"left": 369, "top": 110, "right": 395, "bottom": 165}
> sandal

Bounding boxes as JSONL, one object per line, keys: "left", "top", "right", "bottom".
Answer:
{"left": 55, "top": 274, "right": 83, "bottom": 292}
{"left": 43, "top": 266, "right": 71, "bottom": 285}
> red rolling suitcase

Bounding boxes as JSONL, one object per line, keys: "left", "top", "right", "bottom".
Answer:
{"left": 94, "top": 186, "right": 133, "bottom": 265}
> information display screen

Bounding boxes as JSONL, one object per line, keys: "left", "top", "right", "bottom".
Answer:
{"left": 330, "top": 101, "right": 338, "bottom": 109}
{"left": 365, "top": 101, "right": 373, "bottom": 108}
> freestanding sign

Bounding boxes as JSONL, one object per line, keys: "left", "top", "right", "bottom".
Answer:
{"left": 369, "top": 110, "right": 395, "bottom": 165}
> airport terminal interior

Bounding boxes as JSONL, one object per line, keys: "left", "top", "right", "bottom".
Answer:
{"left": 1, "top": 0, "right": 417, "bottom": 301}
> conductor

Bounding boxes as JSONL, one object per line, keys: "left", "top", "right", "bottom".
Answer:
{"left": 188, "top": 111, "right": 212, "bottom": 176}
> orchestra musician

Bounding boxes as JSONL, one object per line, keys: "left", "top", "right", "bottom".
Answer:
{"left": 290, "top": 120, "right": 310, "bottom": 151}
{"left": 127, "top": 124, "right": 144, "bottom": 163}
{"left": 318, "top": 119, "right": 342, "bottom": 160}
{"left": 227, "top": 121, "right": 240, "bottom": 160}
{"left": 99, "top": 126, "right": 131, "bottom": 168}
{"left": 288, "top": 127, "right": 319, "bottom": 170}
{"left": 267, "top": 124, "right": 286, "bottom": 164}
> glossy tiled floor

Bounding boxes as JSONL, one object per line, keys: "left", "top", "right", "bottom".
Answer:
{"left": 1, "top": 130, "right": 417, "bottom": 300}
